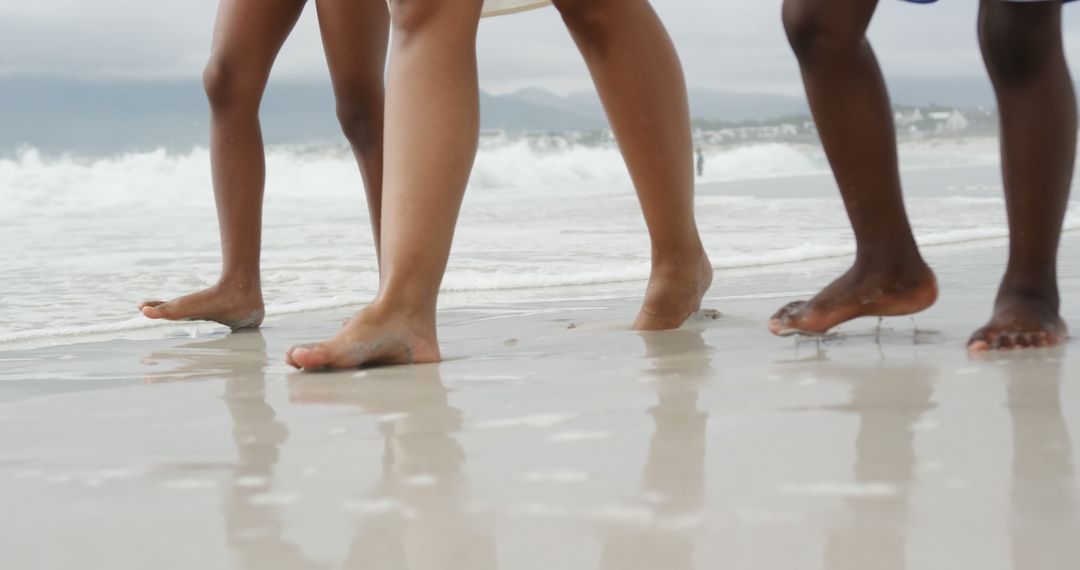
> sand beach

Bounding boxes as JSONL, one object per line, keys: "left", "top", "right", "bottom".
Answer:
{"left": 1, "top": 230, "right": 1078, "bottom": 569}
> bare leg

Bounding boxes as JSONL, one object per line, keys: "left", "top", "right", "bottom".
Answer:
{"left": 968, "top": 0, "right": 1074, "bottom": 351}
{"left": 287, "top": 0, "right": 485, "bottom": 370}
{"left": 551, "top": 0, "right": 712, "bottom": 331}
{"left": 138, "top": 0, "right": 308, "bottom": 329}
{"left": 316, "top": 0, "right": 390, "bottom": 255}
{"left": 768, "top": 0, "right": 938, "bottom": 337}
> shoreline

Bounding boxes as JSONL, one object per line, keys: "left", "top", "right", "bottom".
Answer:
{"left": 2, "top": 232, "right": 1076, "bottom": 382}
{"left": 3, "top": 226, "right": 1073, "bottom": 353}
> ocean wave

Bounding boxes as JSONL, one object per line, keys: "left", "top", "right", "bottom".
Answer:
{"left": 0, "top": 137, "right": 1061, "bottom": 350}
{"left": 0, "top": 138, "right": 1004, "bottom": 213}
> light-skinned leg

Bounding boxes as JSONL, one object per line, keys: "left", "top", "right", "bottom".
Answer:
{"left": 287, "top": 0, "right": 486, "bottom": 370}
{"left": 316, "top": 0, "right": 390, "bottom": 254}
{"left": 287, "top": 0, "right": 714, "bottom": 370}
{"left": 139, "top": 0, "right": 389, "bottom": 327}
{"left": 552, "top": 0, "right": 712, "bottom": 331}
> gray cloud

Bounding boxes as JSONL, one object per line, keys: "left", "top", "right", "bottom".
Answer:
{"left": 4, "top": 0, "right": 1080, "bottom": 94}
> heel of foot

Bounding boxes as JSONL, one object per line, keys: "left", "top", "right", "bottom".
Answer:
{"left": 227, "top": 309, "right": 265, "bottom": 331}
{"left": 633, "top": 253, "right": 714, "bottom": 332}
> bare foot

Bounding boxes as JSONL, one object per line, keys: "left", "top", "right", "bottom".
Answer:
{"left": 968, "top": 290, "right": 1068, "bottom": 351}
{"left": 138, "top": 282, "right": 264, "bottom": 331}
{"left": 633, "top": 250, "right": 714, "bottom": 331}
{"left": 769, "top": 261, "right": 938, "bottom": 337}
{"left": 286, "top": 304, "right": 441, "bottom": 371}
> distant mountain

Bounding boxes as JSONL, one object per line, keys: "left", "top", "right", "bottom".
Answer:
{"left": 480, "top": 90, "right": 607, "bottom": 132}
{"left": 886, "top": 76, "right": 997, "bottom": 109}
{"left": 0, "top": 74, "right": 1026, "bottom": 155}
{"left": 526, "top": 77, "right": 1008, "bottom": 124}
{"left": 0, "top": 77, "right": 613, "bottom": 154}
{"left": 499, "top": 87, "right": 810, "bottom": 124}
{"left": 0, "top": 76, "right": 340, "bottom": 155}
{"left": 688, "top": 88, "right": 807, "bottom": 121}
{"left": 508, "top": 87, "right": 597, "bottom": 116}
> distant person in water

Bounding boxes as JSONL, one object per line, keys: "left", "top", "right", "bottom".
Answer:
{"left": 138, "top": 0, "right": 389, "bottom": 329}
{"left": 696, "top": 148, "right": 705, "bottom": 178}
{"left": 771, "top": 0, "right": 1075, "bottom": 351}
{"left": 285, "top": 0, "right": 712, "bottom": 371}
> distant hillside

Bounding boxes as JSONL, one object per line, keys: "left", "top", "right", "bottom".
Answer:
{"left": 0, "top": 75, "right": 1017, "bottom": 155}
{"left": 480, "top": 90, "right": 607, "bottom": 132}
{"left": 887, "top": 76, "right": 998, "bottom": 109}
{"left": 0, "top": 77, "right": 613, "bottom": 154}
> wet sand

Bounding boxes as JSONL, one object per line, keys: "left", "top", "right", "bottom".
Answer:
{"left": 1, "top": 234, "right": 1079, "bottom": 569}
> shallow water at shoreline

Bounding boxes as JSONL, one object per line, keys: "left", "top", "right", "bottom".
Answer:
{"left": 1, "top": 138, "right": 1076, "bottom": 347}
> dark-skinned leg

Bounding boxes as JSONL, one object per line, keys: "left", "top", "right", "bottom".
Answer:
{"left": 315, "top": 0, "right": 390, "bottom": 257}
{"left": 769, "top": 0, "right": 938, "bottom": 337}
{"left": 969, "top": 0, "right": 1074, "bottom": 351}
{"left": 139, "top": 0, "right": 308, "bottom": 329}
{"left": 550, "top": 0, "right": 712, "bottom": 331}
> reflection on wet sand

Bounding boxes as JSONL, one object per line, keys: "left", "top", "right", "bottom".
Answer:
{"left": 221, "top": 335, "right": 324, "bottom": 570}
{"left": 140, "top": 331, "right": 270, "bottom": 384}
{"left": 288, "top": 366, "right": 496, "bottom": 570}
{"left": 599, "top": 330, "right": 711, "bottom": 570}
{"left": 130, "top": 327, "right": 1080, "bottom": 570}
{"left": 142, "top": 332, "right": 323, "bottom": 569}
{"left": 813, "top": 359, "right": 937, "bottom": 570}
{"left": 1002, "top": 351, "right": 1080, "bottom": 570}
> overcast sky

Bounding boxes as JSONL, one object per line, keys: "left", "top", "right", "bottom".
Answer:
{"left": 4, "top": 0, "right": 1080, "bottom": 95}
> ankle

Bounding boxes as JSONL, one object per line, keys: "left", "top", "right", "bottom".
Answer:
{"left": 366, "top": 295, "right": 437, "bottom": 325}
{"left": 996, "top": 278, "right": 1060, "bottom": 311}
{"left": 1000, "top": 261, "right": 1057, "bottom": 292}
{"left": 214, "top": 275, "right": 262, "bottom": 299}
{"left": 852, "top": 246, "right": 928, "bottom": 277}
{"left": 650, "top": 240, "right": 707, "bottom": 272}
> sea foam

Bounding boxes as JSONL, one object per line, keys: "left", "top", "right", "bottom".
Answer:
{"left": 0, "top": 138, "right": 1070, "bottom": 348}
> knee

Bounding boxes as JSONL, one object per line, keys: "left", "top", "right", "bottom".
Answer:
{"left": 782, "top": 0, "right": 863, "bottom": 64}
{"left": 202, "top": 57, "right": 261, "bottom": 113}
{"left": 336, "top": 91, "right": 383, "bottom": 150}
{"left": 388, "top": 0, "right": 447, "bottom": 35}
{"left": 979, "top": 4, "right": 1059, "bottom": 87}
{"left": 551, "top": 0, "right": 615, "bottom": 34}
